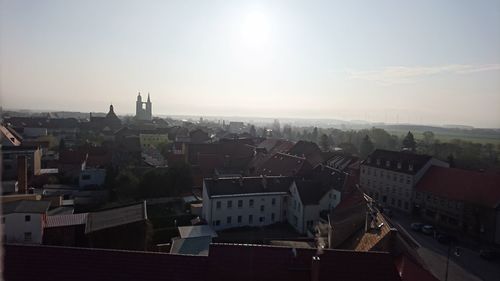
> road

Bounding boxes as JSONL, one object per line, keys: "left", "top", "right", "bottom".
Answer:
{"left": 388, "top": 211, "right": 500, "bottom": 281}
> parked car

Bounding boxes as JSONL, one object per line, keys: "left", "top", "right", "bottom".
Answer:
{"left": 479, "top": 249, "right": 500, "bottom": 260}
{"left": 421, "top": 225, "right": 434, "bottom": 235}
{"left": 410, "top": 222, "right": 424, "bottom": 231}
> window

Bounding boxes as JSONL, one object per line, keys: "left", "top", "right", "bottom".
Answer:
{"left": 271, "top": 213, "right": 275, "bottom": 221}
{"left": 383, "top": 196, "right": 387, "bottom": 203}
{"left": 333, "top": 194, "right": 337, "bottom": 200}
{"left": 237, "top": 216, "right": 242, "bottom": 223}
{"left": 249, "top": 199, "right": 254, "bottom": 207}
{"left": 24, "top": 232, "right": 32, "bottom": 242}
{"left": 25, "top": 215, "right": 31, "bottom": 222}
{"left": 249, "top": 215, "right": 253, "bottom": 224}
{"left": 226, "top": 216, "right": 232, "bottom": 224}
{"left": 227, "top": 200, "right": 232, "bottom": 208}
{"left": 260, "top": 205, "right": 265, "bottom": 212}
{"left": 406, "top": 177, "right": 411, "bottom": 184}
{"left": 238, "top": 200, "right": 243, "bottom": 208}
{"left": 397, "top": 199, "right": 401, "bottom": 207}
{"left": 259, "top": 217, "right": 264, "bottom": 223}
{"left": 391, "top": 198, "right": 395, "bottom": 205}
{"left": 404, "top": 201, "right": 409, "bottom": 210}
{"left": 2, "top": 217, "right": 5, "bottom": 224}
{"left": 215, "top": 220, "right": 220, "bottom": 226}
{"left": 271, "top": 198, "right": 276, "bottom": 206}
{"left": 81, "top": 174, "right": 91, "bottom": 180}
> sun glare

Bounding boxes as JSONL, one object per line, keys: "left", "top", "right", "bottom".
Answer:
{"left": 240, "top": 11, "right": 270, "bottom": 49}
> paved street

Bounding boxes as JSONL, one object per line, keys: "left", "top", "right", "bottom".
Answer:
{"left": 388, "top": 211, "right": 500, "bottom": 281}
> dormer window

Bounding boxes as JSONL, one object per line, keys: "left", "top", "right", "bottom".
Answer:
{"left": 408, "top": 164, "right": 414, "bottom": 171}
{"left": 397, "top": 162, "right": 402, "bottom": 169}
{"left": 385, "top": 160, "right": 390, "bottom": 167}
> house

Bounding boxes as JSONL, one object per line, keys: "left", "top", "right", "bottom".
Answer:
{"left": 415, "top": 166, "right": 500, "bottom": 244}
{"left": 2, "top": 200, "right": 51, "bottom": 244}
{"left": 85, "top": 202, "right": 150, "bottom": 250}
{"left": 359, "top": 149, "right": 448, "bottom": 213}
{"left": 2, "top": 146, "right": 42, "bottom": 180}
{"left": 287, "top": 167, "right": 345, "bottom": 235}
{"left": 287, "top": 140, "right": 324, "bottom": 168}
{"left": 202, "top": 176, "right": 293, "bottom": 230}
{"left": 255, "top": 152, "right": 313, "bottom": 177}
{"left": 43, "top": 202, "right": 150, "bottom": 249}
{"left": 79, "top": 168, "right": 106, "bottom": 189}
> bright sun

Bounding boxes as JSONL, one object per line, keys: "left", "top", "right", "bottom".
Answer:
{"left": 240, "top": 11, "right": 270, "bottom": 48}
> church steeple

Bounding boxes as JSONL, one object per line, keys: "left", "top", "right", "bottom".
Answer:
{"left": 109, "top": 104, "right": 114, "bottom": 113}
{"left": 147, "top": 93, "right": 151, "bottom": 103}
{"left": 137, "top": 92, "right": 142, "bottom": 102}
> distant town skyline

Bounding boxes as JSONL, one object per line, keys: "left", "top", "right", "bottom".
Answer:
{"left": 1, "top": 0, "right": 500, "bottom": 128}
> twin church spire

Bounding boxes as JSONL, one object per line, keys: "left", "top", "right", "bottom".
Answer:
{"left": 136, "top": 92, "right": 153, "bottom": 121}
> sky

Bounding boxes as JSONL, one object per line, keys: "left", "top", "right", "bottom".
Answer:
{"left": 1, "top": 0, "right": 500, "bottom": 128}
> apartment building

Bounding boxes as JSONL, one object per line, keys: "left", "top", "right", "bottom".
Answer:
{"left": 359, "top": 149, "right": 448, "bottom": 212}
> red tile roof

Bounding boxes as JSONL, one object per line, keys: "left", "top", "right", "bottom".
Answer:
{"left": 256, "top": 152, "right": 313, "bottom": 177}
{"left": 4, "top": 243, "right": 402, "bottom": 281}
{"left": 395, "top": 255, "right": 439, "bottom": 281}
{"left": 416, "top": 166, "right": 500, "bottom": 208}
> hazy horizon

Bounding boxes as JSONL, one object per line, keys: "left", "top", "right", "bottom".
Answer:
{"left": 1, "top": 0, "right": 500, "bottom": 128}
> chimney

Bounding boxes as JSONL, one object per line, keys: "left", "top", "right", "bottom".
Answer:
{"left": 17, "top": 155, "right": 28, "bottom": 194}
{"left": 262, "top": 175, "right": 267, "bottom": 189}
{"left": 311, "top": 256, "right": 320, "bottom": 281}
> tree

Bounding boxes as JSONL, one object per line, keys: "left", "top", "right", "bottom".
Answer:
{"left": 360, "top": 135, "right": 374, "bottom": 158}
{"left": 319, "top": 134, "right": 330, "bottom": 151}
{"left": 311, "top": 127, "right": 319, "bottom": 143}
{"left": 249, "top": 125, "right": 257, "bottom": 137}
{"left": 422, "top": 131, "right": 435, "bottom": 145}
{"left": 402, "top": 131, "right": 417, "bottom": 152}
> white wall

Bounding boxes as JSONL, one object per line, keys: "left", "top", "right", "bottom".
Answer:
{"left": 2, "top": 213, "right": 44, "bottom": 244}
{"left": 204, "top": 193, "right": 287, "bottom": 231}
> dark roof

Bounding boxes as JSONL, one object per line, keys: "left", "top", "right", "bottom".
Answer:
{"left": 395, "top": 255, "right": 439, "bottom": 281}
{"left": 415, "top": 166, "right": 500, "bottom": 208}
{"left": 4, "top": 243, "right": 402, "bottom": 281}
{"left": 4, "top": 244, "right": 207, "bottom": 281}
{"left": 85, "top": 202, "right": 147, "bottom": 233}
{"left": 287, "top": 141, "right": 324, "bottom": 167}
{"left": 294, "top": 180, "right": 331, "bottom": 205}
{"left": 362, "top": 149, "right": 433, "bottom": 175}
{"left": 204, "top": 176, "right": 293, "bottom": 197}
{"left": 256, "top": 152, "right": 313, "bottom": 177}
{"left": 2, "top": 200, "right": 51, "bottom": 214}
{"left": 208, "top": 243, "right": 402, "bottom": 281}
{"left": 294, "top": 166, "right": 346, "bottom": 205}
{"left": 1, "top": 145, "right": 40, "bottom": 152}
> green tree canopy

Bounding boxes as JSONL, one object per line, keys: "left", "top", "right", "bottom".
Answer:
{"left": 360, "top": 135, "right": 375, "bottom": 158}
{"left": 402, "top": 131, "right": 417, "bottom": 151}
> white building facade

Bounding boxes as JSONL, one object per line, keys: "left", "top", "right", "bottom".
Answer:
{"left": 360, "top": 149, "right": 448, "bottom": 213}
{"left": 2, "top": 200, "right": 50, "bottom": 244}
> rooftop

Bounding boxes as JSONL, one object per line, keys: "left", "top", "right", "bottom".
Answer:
{"left": 362, "top": 149, "right": 433, "bottom": 175}
{"left": 85, "top": 202, "right": 147, "bottom": 233}
{"left": 170, "top": 236, "right": 211, "bottom": 256}
{"left": 2, "top": 200, "right": 51, "bottom": 215}
{"left": 416, "top": 166, "right": 500, "bottom": 208}
{"left": 178, "top": 225, "right": 218, "bottom": 239}
{"left": 204, "top": 176, "right": 293, "bottom": 198}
